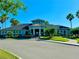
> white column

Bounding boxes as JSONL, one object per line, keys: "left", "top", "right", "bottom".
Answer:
{"left": 43, "top": 29, "right": 45, "bottom": 36}
{"left": 33, "top": 29, "right": 35, "bottom": 36}
{"left": 39, "top": 29, "right": 41, "bottom": 36}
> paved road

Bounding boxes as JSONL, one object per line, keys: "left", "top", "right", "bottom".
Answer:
{"left": 0, "top": 39, "right": 79, "bottom": 59}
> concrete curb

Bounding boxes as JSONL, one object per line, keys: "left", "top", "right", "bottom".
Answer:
{"left": 1, "top": 48, "right": 22, "bottom": 59}
{"left": 45, "top": 40, "right": 79, "bottom": 46}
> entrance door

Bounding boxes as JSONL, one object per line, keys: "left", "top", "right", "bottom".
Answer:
{"left": 41, "top": 29, "right": 44, "bottom": 36}
{"left": 35, "top": 29, "right": 39, "bottom": 36}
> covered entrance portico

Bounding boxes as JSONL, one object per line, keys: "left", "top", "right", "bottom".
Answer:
{"left": 29, "top": 24, "right": 45, "bottom": 37}
{"left": 31, "top": 29, "right": 44, "bottom": 37}
{"left": 35, "top": 29, "right": 39, "bottom": 36}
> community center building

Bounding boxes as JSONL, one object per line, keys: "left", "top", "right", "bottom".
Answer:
{"left": 0, "top": 19, "right": 70, "bottom": 38}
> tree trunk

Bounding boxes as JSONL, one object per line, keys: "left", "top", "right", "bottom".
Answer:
{"left": 5, "top": 22, "right": 6, "bottom": 29}
{"left": 70, "top": 21, "right": 72, "bottom": 38}
{"left": 2, "top": 23, "right": 4, "bottom": 29}
{"left": 70, "top": 21, "right": 72, "bottom": 29}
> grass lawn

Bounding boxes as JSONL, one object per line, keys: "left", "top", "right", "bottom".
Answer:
{"left": 50, "top": 36, "right": 69, "bottom": 42}
{"left": 0, "top": 49, "right": 18, "bottom": 59}
{"left": 76, "top": 38, "right": 79, "bottom": 43}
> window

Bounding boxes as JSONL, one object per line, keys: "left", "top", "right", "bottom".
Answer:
{"left": 64, "top": 30, "right": 66, "bottom": 34}
{"left": 23, "top": 26, "right": 29, "bottom": 30}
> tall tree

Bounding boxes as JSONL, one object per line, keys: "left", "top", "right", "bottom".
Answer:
{"left": 76, "top": 10, "right": 79, "bottom": 18}
{"left": 0, "top": 14, "right": 8, "bottom": 29}
{"left": 71, "top": 27, "right": 79, "bottom": 36}
{"left": 10, "top": 18, "right": 20, "bottom": 26}
{"left": 44, "top": 28, "right": 55, "bottom": 37}
{"left": 0, "top": 0, "right": 26, "bottom": 29}
{"left": 66, "top": 13, "right": 74, "bottom": 29}
{"left": 45, "top": 21, "right": 49, "bottom": 25}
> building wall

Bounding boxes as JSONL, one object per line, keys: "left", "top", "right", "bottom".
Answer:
{"left": 0, "top": 21, "right": 70, "bottom": 37}
{"left": 0, "top": 30, "right": 26, "bottom": 36}
{"left": 58, "top": 27, "right": 70, "bottom": 36}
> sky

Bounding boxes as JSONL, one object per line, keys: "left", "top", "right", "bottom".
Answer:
{"left": 5, "top": 0, "right": 79, "bottom": 28}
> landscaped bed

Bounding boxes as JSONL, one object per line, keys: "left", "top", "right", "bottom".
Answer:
{"left": 0, "top": 49, "right": 18, "bottom": 59}
{"left": 50, "top": 36, "right": 69, "bottom": 42}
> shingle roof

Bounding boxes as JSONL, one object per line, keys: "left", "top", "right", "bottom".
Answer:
{"left": 32, "top": 19, "right": 45, "bottom": 22}
{"left": 49, "top": 24, "right": 69, "bottom": 28}
{"left": 0, "top": 23, "right": 70, "bottom": 31}
{"left": 0, "top": 24, "right": 32, "bottom": 31}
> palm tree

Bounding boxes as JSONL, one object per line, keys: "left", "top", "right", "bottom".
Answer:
{"left": 45, "top": 21, "right": 49, "bottom": 25}
{"left": 10, "top": 18, "right": 20, "bottom": 37}
{"left": 66, "top": 13, "right": 74, "bottom": 37}
{"left": 66, "top": 13, "right": 74, "bottom": 29}
{"left": 10, "top": 18, "right": 20, "bottom": 26}
{"left": 76, "top": 10, "right": 79, "bottom": 18}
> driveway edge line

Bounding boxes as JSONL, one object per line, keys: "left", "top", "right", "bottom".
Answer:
{"left": 45, "top": 40, "right": 79, "bottom": 46}
{"left": 1, "top": 48, "right": 22, "bottom": 59}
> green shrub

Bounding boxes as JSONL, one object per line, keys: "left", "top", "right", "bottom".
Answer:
{"left": 50, "top": 36, "right": 69, "bottom": 42}
{"left": 69, "top": 35, "right": 79, "bottom": 39}
{"left": 44, "top": 28, "right": 55, "bottom": 37}
{"left": 6, "top": 31, "right": 13, "bottom": 38}
{"left": 76, "top": 38, "right": 79, "bottom": 43}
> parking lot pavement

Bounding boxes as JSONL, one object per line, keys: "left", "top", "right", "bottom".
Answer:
{"left": 0, "top": 39, "right": 79, "bottom": 59}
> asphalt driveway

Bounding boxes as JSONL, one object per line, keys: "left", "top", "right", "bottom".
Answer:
{"left": 0, "top": 39, "right": 79, "bottom": 59}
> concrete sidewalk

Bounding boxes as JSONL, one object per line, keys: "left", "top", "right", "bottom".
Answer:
{"left": 67, "top": 39, "right": 77, "bottom": 44}
{"left": 45, "top": 39, "right": 79, "bottom": 46}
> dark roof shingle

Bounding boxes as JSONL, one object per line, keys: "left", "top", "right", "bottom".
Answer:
{"left": 0, "top": 24, "right": 32, "bottom": 31}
